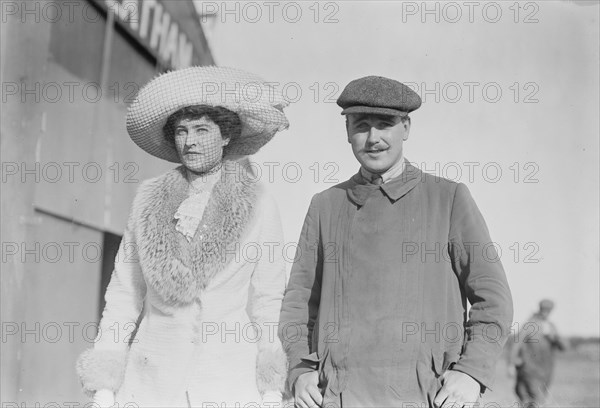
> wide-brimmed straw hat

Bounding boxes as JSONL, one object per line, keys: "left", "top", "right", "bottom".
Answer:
{"left": 126, "top": 66, "right": 290, "bottom": 162}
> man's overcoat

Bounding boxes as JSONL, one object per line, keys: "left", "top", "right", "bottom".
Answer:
{"left": 279, "top": 162, "right": 513, "bottom": 407}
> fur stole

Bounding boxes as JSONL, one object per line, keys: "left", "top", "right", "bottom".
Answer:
{"left": 134, "top": 162, "right": 257, "bottom": 306}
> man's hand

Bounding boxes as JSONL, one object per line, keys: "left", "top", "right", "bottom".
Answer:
{"left": 294, "top": 371, "right": 323, "bottom": 408}
{"left": 433, "top": 370, "right": 480, "bottom": 408}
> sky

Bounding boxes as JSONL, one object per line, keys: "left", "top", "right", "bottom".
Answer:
{"left": 194, "top": 0, "right": 599, "bottom": 336}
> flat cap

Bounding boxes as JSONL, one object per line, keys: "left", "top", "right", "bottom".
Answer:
{"left": 337, "top": 75, "right": 422, "bottom": 116}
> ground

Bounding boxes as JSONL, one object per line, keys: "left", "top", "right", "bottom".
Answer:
{"left": 480, "top": 342, "right": 600, "bottom": 408}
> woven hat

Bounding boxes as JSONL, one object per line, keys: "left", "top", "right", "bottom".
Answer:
{"left": 126, "top": 66, "right": 289, "bottom": 163}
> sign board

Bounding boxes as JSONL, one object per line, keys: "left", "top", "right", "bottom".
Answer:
{"left": 90, "top": 0, "right": 213, "bottom": 69}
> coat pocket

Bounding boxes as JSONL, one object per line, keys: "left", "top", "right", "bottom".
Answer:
{"left": 299, "top": 349, "right": 331, "bottom": 397}
{"left": 432, "top": 349, "right": 445, "bottom": 377}
{"left": 300, "top": 351, "right": 321, "bottom": 369}
{"left": 432, "top": 349, "right": 462, "bottom": 377}
{"left": 416, "top": 349, "right": 443, "bottom": 405}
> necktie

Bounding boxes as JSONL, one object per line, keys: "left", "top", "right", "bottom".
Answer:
{"left": 347, "top": 173, "right": 384, "bottom": 205}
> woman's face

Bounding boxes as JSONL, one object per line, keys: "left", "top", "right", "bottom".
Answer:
{"left": 173, "top": 116, "right": 229, "bottom": 173}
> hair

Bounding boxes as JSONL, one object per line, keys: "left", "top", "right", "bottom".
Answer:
{"left": 163, "top": 105, "right": 242, "bottom": 146}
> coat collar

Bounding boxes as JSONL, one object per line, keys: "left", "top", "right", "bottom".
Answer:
{"left": 347, "top": 161, "right": 422, "bottom": 206}
{"left": 135, "top": 161, "right": 257, "bottom": 306}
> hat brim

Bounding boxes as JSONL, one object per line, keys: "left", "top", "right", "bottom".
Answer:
{"left": 126, "top": 66, "right": 289, "bottom": 163}
{"left": 340, "top": 106, "right": 409, "bottom": 117}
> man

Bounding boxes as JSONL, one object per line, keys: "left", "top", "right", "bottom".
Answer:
{"left": 279, "top": 76, "right": 513, "bottom": 408}
{"left": 510, "top": 299, "right": 567, "bottom": 407}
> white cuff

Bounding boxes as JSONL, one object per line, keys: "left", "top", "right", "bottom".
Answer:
{"left": 93, "top": 389, "right": 115, "bottom": 407}
{"left": 262, "top": 390, "right": 282, "bottom": 407}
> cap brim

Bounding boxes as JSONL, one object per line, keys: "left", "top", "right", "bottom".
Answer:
{"left": 340, "top": 106, "right": 409, "bottom": 116}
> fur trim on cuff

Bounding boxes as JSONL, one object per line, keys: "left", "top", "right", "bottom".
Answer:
{"left": 256, "top": 345, "right": 288, "bottom": 394}
{"left": 76, "top": 349, "right": 127, "bottom": 397}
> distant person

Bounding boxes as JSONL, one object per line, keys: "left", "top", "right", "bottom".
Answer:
{"left": 510, "top": 299, "right": 568, "bottom": 407}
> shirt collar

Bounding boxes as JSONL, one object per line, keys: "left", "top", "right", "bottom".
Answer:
{"left": 360, "top": 155, "right": 406, "bottom": 184}
{"left": 186, "top": 167, "right": 222, "bottom": 194}
{"left": 348, "top": 159, "right": 422, "bottom": 205}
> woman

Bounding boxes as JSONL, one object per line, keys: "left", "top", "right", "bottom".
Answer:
{"left": 76, "top": 67, "right": 289, "bottom": 407}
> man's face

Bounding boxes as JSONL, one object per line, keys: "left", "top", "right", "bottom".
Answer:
{"left": 174, "top": 116, "right": 229, "bottom": 174}
{"left": 346, "top": 113, "right": 410, "bottom": 174}
{"left": 539, "top": 306, "right": 553, "bottom": 319}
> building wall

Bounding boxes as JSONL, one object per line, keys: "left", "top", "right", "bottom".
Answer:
{"left": 1, "top": 0, "right": 213, "bottom": 402}
{"left": 17, "top": 214, "right": 102, "bottom": 403}
{"left": 1, "top": 8, "right": 54, "bottom": 401}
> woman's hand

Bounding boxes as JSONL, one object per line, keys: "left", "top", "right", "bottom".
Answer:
{"left": 93, "top": 389, "right": 115, "bottom": 407}
{"left": 262, "top": 390, "right": 283, "bottom": 407}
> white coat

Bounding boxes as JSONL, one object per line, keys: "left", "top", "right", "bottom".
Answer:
{"left": 77, "top": 164, "right": 287, "bottom": 407}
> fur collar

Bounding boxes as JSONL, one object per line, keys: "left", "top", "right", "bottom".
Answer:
{"left": 134, "top": 163, "right": 257, "bottom": 306}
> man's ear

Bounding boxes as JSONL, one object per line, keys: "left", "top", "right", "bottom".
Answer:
{"left": 346, "top": 119, "right": 352, "bottom": 143}
{"left": 403, "top": 120, "right": 411, "bottom": 141}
